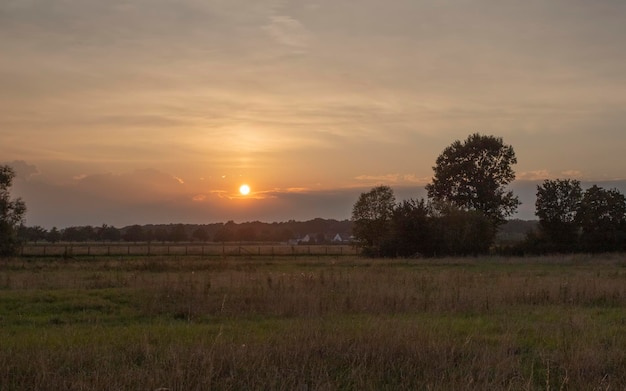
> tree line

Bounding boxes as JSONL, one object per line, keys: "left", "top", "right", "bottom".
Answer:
{"left": 529, "top": 179, "right": 626, "bottom": 253}
{"left": 11, "top": 219, "right": 353, "bottom": 247}
{"left": 352, "top": 133, "right": 626, "bottom": 257}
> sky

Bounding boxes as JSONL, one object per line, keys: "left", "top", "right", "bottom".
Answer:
{"left": 2, "top": 0, "right": 626, "bottom": 228}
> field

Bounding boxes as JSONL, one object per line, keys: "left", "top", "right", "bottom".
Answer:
{"left": 2, "top": 253, "right": 626, "bottom": 390}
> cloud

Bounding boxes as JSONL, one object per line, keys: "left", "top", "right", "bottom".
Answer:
{"left": 561, "top": 170, "right": 583, "bottom": 178}
{"left": 354, "top": 174, "right": 430, "bottom": 185}
{"left": 3, "top": 160, "right": 39, "bottom": 180}
{"left": 516, "top": 170, "right": 551, "bottom": 181}
{"left": 284, "top": 187, "right": 311, "bottom": 193}
{"left": 516, "top": 169, "right": 585, "bottom": 181}
{"left": 263, "top": 14, "right": 310, "bottom": 51}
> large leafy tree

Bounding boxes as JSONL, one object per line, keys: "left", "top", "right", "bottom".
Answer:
{"left": 1, "top": 165, "right": 27, "bottom": 256}
{"left": 535, "top": 179, "right": 583, "bottom": 246}
{"left": 351, "top": 185, "right": 396, "bottom": 256}
{"left": 426, "top": 133, "right": 520, "bottom": 228}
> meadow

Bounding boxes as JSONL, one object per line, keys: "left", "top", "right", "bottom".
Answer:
{"left": 1, "top": 253, "right": 626, "bottom": 390}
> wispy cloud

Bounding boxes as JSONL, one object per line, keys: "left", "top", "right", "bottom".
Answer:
{"left": 263, "top": 14, "right": 310, "bottom": 52}
{"left": 516, "top": 169, "right": 584, "bottom": 181}
{"left": 516, "top": 170, "right": 552, "bottom": 181}
{"left": 355, "top": 174, "right": 430, "bottom": 185}
{"left": 561, "top": 170, "right": 583, "bottom": 178}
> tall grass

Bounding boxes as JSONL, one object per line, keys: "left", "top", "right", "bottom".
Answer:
{"left": 1, "top": 254, "right": 626, "bottom": 389}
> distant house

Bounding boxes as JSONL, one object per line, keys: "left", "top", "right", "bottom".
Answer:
{"left": 332, "top": 233, "right": 354, "bottom": 243}
{"left": 294, "top": 232, "right": 353, "bottom": 244}
{"left": 299, "top": 234, "right": 313, "bottom": 243}
{"left": 300, "top": 233, "right": 323, "bottom": 243}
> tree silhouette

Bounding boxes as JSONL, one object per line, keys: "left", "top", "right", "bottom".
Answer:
{"left": 535, "top": 179, "right": 582, "bottom": 248}
{"left": 576, "top": 185, "right": 626, "bottom": 252}
{"left": 426, "top": 133, "right": 519, "bottom": 229}
{"left": 0, "top": 165, "right": 26, "bottom": 256}
{"left": 351, "top": 185, "right": 396, "bottom": 256}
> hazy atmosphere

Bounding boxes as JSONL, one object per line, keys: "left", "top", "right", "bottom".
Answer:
{"left": 2, "top": 0, "right": 626, "bottom": 228}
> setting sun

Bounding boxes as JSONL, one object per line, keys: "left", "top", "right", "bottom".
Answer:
{"left": 239, "top": 184, "right": 251, "bottom": 196}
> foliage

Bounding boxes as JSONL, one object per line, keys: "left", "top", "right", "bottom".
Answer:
{"left": 535, "top": 179, "right": 583, "bottom": 249}
{"left": 353, "top": 186, "right": 497, "bottom": 258}
{"left": 15, "top": 219, "right": 352, "bottom": 245}
{"left": 214, "top": 221, "right": 236, "bottom": 242}
{"left": 191, "top": 226, "right": 209, "bottom": 242}
{"left": 351, "top": 185, "right": 396, "bottom": 256}
{"left": 430, "top": 208, "right": 494, "bottom": 256}
{"left": 522, "top": 181, "right": 626, "bottom": 254}
{"left": 47, "top": 227, "right": 61, "bottom": 243}
{"left": 426, "top": 133, "right": 520, "bottom": 229}
{"left": 169, "top": 224, "right": 188, "bottom": 242}
{"left": 17, "top": 225, "right": 47, "bottom": 242}
{"left": 382, "top": 198, "right": 432, "bottom": 257}
{"left": 576, "top": 185, "right": 626, "bottom": 252}
{"left": 123, "top": 225, "right": 146, "bottom": 242}
{"left": 0, "top": 165, "right": 27, "bottom": 256}
{"left": 62, "top": 226, "right": 96, "bottom": 242}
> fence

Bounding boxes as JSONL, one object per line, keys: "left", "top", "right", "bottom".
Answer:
{"left": 20, "top": 243, "right": 360, "bottom": 258}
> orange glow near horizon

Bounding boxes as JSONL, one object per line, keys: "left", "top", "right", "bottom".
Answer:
{"left": 239, "top": 184, "right": 251, "bottom": 196}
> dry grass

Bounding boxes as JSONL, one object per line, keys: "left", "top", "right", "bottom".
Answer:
{"left": 1, "top": 254, "right": 626, "bottom": 390}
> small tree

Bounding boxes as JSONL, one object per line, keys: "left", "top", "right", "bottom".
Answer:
{"left": 426, "top": 133, "right": 520, "bottom": 230}
{"left": 1, "top": 165, "right": 27, "bottom": 256}
{"left": 47, "top": 227, "right": 61, "bottom": 243}
{"left": 576, "top": 185, "right": 626, "bottom": 252}
{"left": 351, "top": 185, "right": 396, "bottom": 256}
{"left": 535, "top": 179, "right": 583, "bottom": 249}
{"left": 385, "top": 198, "right": 432, "bottom": 258}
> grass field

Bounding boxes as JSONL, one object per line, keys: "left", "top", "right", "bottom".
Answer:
{"left": 1, "top": 254, "right": 626, "bottom": 390}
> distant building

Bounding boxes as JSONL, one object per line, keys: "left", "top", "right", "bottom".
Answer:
{"left": 293, "top": 232, "right": 353, "bottom": 244}
{"left": 332, "top": 233, "right": 354, "bottom": 243}
{"left": 299, "top": 234, "right": 313, "bottom": 243}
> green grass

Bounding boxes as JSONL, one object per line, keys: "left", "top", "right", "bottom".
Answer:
{"left": 1, "top": 254, "right": 626, "bottom": 389}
